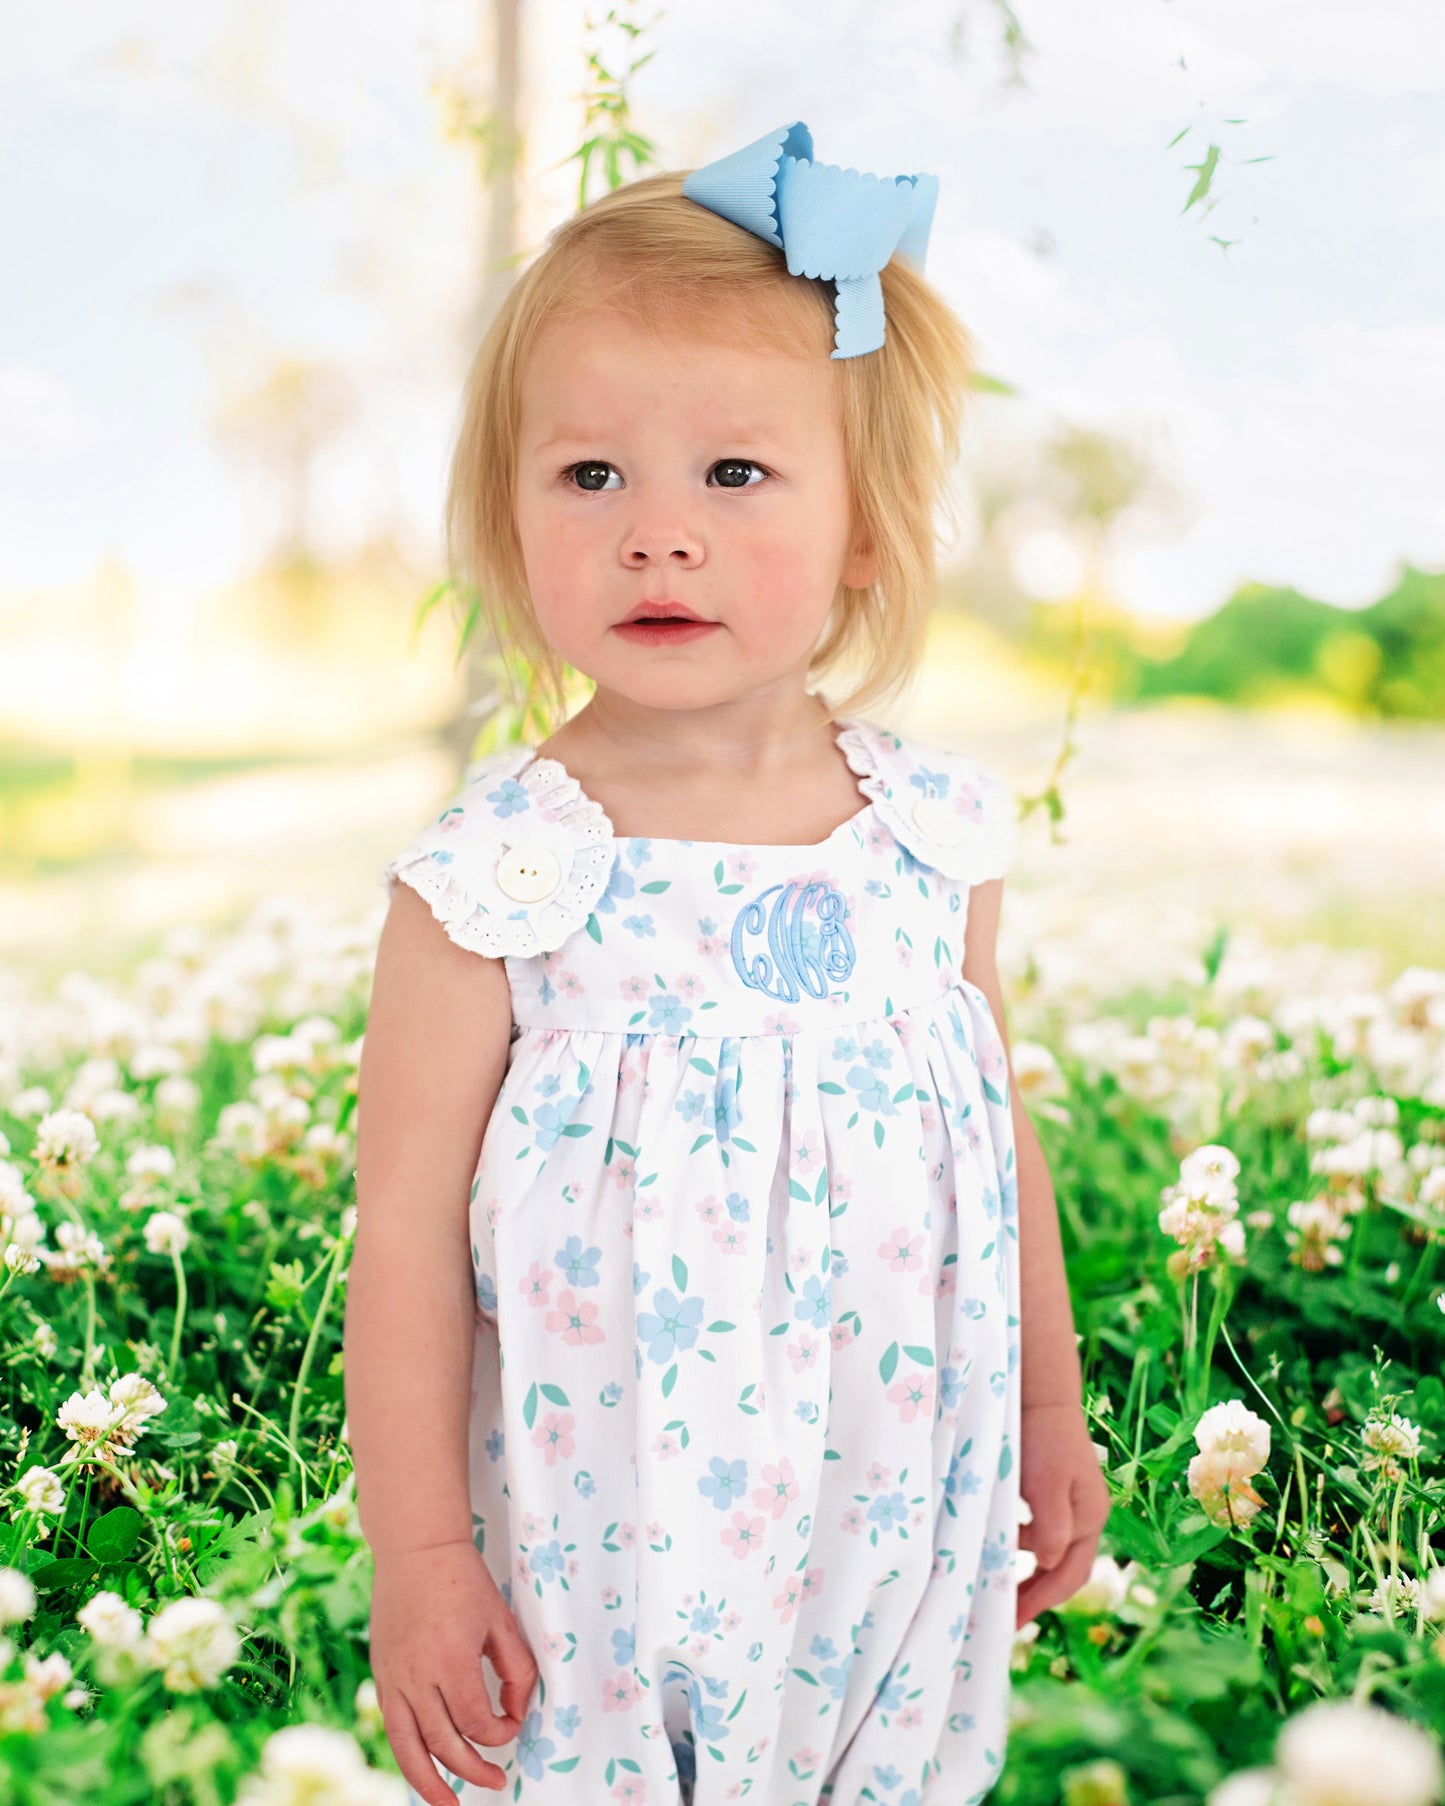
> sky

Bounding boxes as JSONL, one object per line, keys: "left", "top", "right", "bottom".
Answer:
{"left": 2, "top": 0, "right": 1444, "bottom": 624}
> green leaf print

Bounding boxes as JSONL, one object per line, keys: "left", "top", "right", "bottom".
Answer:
{"left": 662, "top": 1363, "right": 678, "bottom": 1398}
{"left": 983, "top": 1075, "right": 1007, "bottom": 1106}
{"left": 672, "top": 1254, "right": 688, "bottom": 1289}
{"left": 540, "top": 1383, "right": 570, "bottom": 1405}
{"left": 690, "top": 1057, "right": 717, "bottom": 1075}
{"left": 788, "top": 1178, "right": 810, "bottom": 1201}
{"left": 511, "top": 1105, "right": 527, "bottom": 1124}
{"left": 879, "top": 1342, "right": 899, "bottom": 1385}
{"left": 902, "top": 1345, "right": 934, "bottom": 1367}
{"left": 585, "top": 913, "right": 602, "bottom": 943}
{"left": 640, "top": 879, "right": 670, "bottom": 893}
{"left": 523, "top": 1383, "right": 537, "bottom": 1429}
{"left": 707, "top": 1320, "right": 735, "bottom": 1332}
{"left": 818, "top": 1081, "right": 845, "bottom": 1094}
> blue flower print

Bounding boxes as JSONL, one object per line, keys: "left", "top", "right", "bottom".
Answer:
{"left": 531, "top": 1097, "right": 586, "bottom": 1152}
{"left": 939, "top": 1365, "right": 963, "bottom": 1409}
{"left": 847, "top": 1064, "right": 898, "bottom": 1116}
{"left": 688, "top": 1602, "right": 723, "bottom": 1640}
{"left": 554, "top": 1703, "right": 580, "bottom": 1739}
{"left": 697, "top": 1456, "right": 748, "bottom": 1510}
{"left": 555, "top": 1235, "right": 602, "bottom": 1287}
{"left": 475, "top": 1272, "right": 497, "bottom": 1315}
{"left": 486, "top": 777, "right": 531, "bottom": 818}
{"left": 820, "top": 1647, "right": 856, "bottom": 1701}
{"left": 793, "top": 1273, "right": 831, "bottom": 1329}
{"left": 515, "top": 1708, "right": 556, "bottom": 1780}
{"left": 485, "top": 1427, "right": 504, "bottom": 1462}
{"left": 687, "top": 1674, "right": 732, "bottom": 1748}
{"left": 612, "top": 1622, "right": 636, "bottom": 1665}
{"left": 536, "top": 1072, "right": 562, "bottom": 1098}
{"left": 867, "top": 1492, "right": 910, "bottom": 1535}
{"left": 623, "top": 914, "right": 657, "bottom": 938}
{"left": 625, "top": 838, "right": 654, "bottom": 868}
{"left": 873, "top": 1764, "right": 904, "bottom": 1791}
{"left": 636, "top": 1286, "right": 705, "bottom": 1363}
{"left": 909, "top": 762, "right": 950, "bottom": 800}
{"left": 632, "top": 1259, "right": 648, "bottom": 1295}
{"left": 810, "top": 1634, "right": 838, "bottom": 1661}
{"left": 725, "top": 1190, "right": 750, "bottom": 1222}
{"left": 873, "top": 1668, "right": 906, "bottom": 1713}
{"left": 698, "top": 914, "right": 717, "bottom": 935}
{"left": 945, "top": 1448, "right": 982, "bottom": 1503}
{"left": 648, "top": 990, "right": 693, "bottom": 1032}
{"left": 594, "top": 862, "right": 636, "bottom": 916}
{"left": 675, "top": 1088, "right": 706, "bottom": 1123}
{"left": 529, "top": 1539, "right": 567, "bottom": 1585}
{"left": 860, "top": 1037, "right": 893, "bottom": 1071}
{"left": 833, "top": 1034, "right": 859, "bottom": 1061}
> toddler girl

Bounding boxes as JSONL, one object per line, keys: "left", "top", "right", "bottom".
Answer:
{"left": 345, "top": 119, "right": 1110, "bottom": 1806}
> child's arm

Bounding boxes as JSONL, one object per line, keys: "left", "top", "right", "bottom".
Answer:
{"left": 962, "top": 875, "right": 1112, "bottom": 1627}
{"left": 345, "top": 881, "right": 536, "bottom": 1801}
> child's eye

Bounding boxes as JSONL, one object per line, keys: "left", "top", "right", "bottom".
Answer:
{"left": 560, "top": 459, "right": 771, "bottom": 493}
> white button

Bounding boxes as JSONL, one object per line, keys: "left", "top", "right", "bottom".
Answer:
{"left": 911, "top": 796, "right": 965, "bottom": 845}
{"left": 495, "top": 841, "right": 562, "bottom": 903}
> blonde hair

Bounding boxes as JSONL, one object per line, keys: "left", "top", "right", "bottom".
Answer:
{"left": 446, "top": 166, "right": 978, "bottom": 724}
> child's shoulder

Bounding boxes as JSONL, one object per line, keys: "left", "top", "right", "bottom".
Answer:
{"left": 379, "top": 745, "right": 614, "bottom": 959}
{"left": 841, "top": 714, "right": 1017, "bottom": 884}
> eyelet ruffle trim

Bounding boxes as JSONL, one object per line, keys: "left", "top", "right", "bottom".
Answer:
{"left": 833, "top": 715, "right": 1017, "bottom": 883}
{"left": 380, "top": 746, "right": 617, "bottom": 959}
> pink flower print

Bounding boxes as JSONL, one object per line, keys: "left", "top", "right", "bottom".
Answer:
{"left": 788, "top": 1247, "right": 812, "bottom": 1274}
{"left": 543, "top": 1630, "right": 567, "bottom": 1658}
{"left": 727, "top": 852, "right": 758, "bottom": 883}
{"left": 698, "top": 933, "right": 725, "bottom": 957}
{"left": 674, "top": 971, "right": 706, "bottom": 999}
{"left": 611, "top": 1776, "right": 647, "bottom": 1803}
{"left": 519, "top": 1262, "right": 553, "bottom": 1307}
{"left": 616, "top": 1522, "right": 637, "bottom": 1549}
{"left": 723, "top": 1609, "right": 741, "bottom": 1631}
{"left": 980, "top": 1040, "right": 1008, "bottom": 1090}
{"left": 764, "top": 1011, "right": 800, "bottom": 1034}
{"left": 556, "top": 969, "right": 585, "bottom": 998}
{"left": 752, "top": 1458, "right": 799, "bottom": 1519}
{"left": 840, "top": 1505, "right": 866, "bottom": 1535}
{"left": 891, "top": 1013, "right": 915, "bottom": 1048}
{"left": 546, "top": 1288, "right": 606, "bottom": 1347}
{"left": 601, "top": 1584, "right": 620, "bottom": 1607}
{"left": 695, "top": 1193, "right": 723, "bottom": 1225}
{"left": 916, "top": 1269, "right": 935, "bottom": 1298}
{"left": 909, "top": 1507, "right": 926, "bottom": 1531}
{"left": 934, "top": 1266, "right": 957, "bottom": 1302}
{"left": 897, "top": 1705, "right": 924, "bottom": 1730}
{"left": 963, "top": 1115, "right": 986, "bottom": 1156}
{"left": 601, "top": 1670, "right": 640, "bottom": 1714}
{"left": 865, "top": 820, "right": 891, "bottom": 853}
{"left": 829, "top": 1319, "right": 855, "bottom": 1349}
{"left": 645, "top": 1520, "right": 665, "bottom": 1542}
{"left": 866, "top": 1461, "right": 893, "bottom": 1490}
{"left": 620, "top": 974, "right": 649, "bottom": 1001}
{"left": 522, "top": 1512, "right": 549, "bottom": 1538}
{"left": 880, "top": 1227, "right": 925, "bottom": 1272}
{"left": 791, "top": 1130, "right": 822, "bottom": 1174}
{"left": 720, "top": 1511, "right": 766, "bottom": 1560}
{"left": 652, "top": 1429, "right": 682, "bottom": 1461}
{"left": 713, "top": 1222, "right": 748, "bottom": 1256}
{"left": 568, "top": 1556, "right": 580, "bottom": 1577}
{"left": 887, "top": 1370, "right": 936, "bottom": 1424}
{"left": 609, "top": 1153, "right": 636, "bottom": 1192}
{"left": 634, "top": 1194, "right": 663, "bottom": 1223}
{"left": 773, "top": 1572, "right": 805, "bottom": 1623}
{"left": 483, "top": 1196, "right": 501, "bottom": 1231}
{"left": 786, "top": 1335, "right": 819, "bottom": 1374}
{"left": 534, "top": 1411, "right": 576, "bottom": 1464}
{"left": 831, "top": 1175, "right": 854, "bottom": 1204}
{"left": 799, "top": 1565, "right": 825, "bottom": 1603}
{"left": 919, "top": 1099, "right": 937, "bottom": 1135}
{"left": 790, "top": 1749, "right": 822, "bottom": 1779}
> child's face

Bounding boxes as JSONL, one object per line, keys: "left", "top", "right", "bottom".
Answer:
{"left": 514, "top": 310, "right": 875, "bottom": 713}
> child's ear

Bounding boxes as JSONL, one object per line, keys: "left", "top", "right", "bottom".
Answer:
{"left": 843, "top": 537, "right": 878, "bottom": 590}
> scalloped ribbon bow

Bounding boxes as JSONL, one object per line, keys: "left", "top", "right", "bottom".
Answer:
{"left": 681, "top": 119, "right": 939, "bottom": 359}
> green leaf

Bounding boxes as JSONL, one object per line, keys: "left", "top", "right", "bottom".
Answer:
{"left": 524, "top": 1383, "right": 538, "bottom": 1430}
{"left": 586, "top": 914, "right": 602, "bottom": 944}
{"left": 879, "top": 1342, "right": 899, "bottom": 1385}
{"left": 540, "top": 1383, "right": 570, "bottom": 1406}
{"left": 902, "top": 1345, "right": 935, "bottom": 1367}
{"left": 87, "top": 1507, "right": 142, "bottom": 1564}
{"left": 672, "top": 1254, "right": 688, "bottom": 1290}
{"left": 640, "top": 880, "right": 671, "bottom": 893}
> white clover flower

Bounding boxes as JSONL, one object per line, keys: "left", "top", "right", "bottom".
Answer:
{"left": 143, "top": 1595, "right": 241, "bottom": 1692}
{"left": 126, "top": 1143, "right": 177, "bottom": 1181}
{"left": 5, "top": 1242, "right": 42, "bottom": 1277}
{"left": 1207, "top": 1770, "right": 1278, "bottom": 1806}
{"left": 1275, "top": 1697, "right": 1444, "bottom": 1806}
{"left": 1351, "top": 1094, "right": 1400, "bottom": 1128}
{"left": 236, "top": 1721, "right": 406, "bottom": 1805}
{"left": 1422, "top": 1566, "right": 1445, "bottom": 1620}
{"left": 1194, "top": 1399, "right": 1271, "bottom": 1468}
{"left": 1363, "top": 1413, "right": 1422, "bottom": 1462}
{"left": 0, "top": 1567, "right": 38, "bottom": 1626}
{"left": 57, "top": 1388, "right": 128, "bottom": 1456}
{"left": 77, "top": 1590, "right": 145, "bottom": 1648}
{"left": 1059, "top": 1553, "right": 1135, "bottom": 1617}
{"left": 15, "top": 1466, "right": 65, "bottom": 1516}
{"left": 24, "top": 1649, "right": 72, "bottom": 1698}
{"left": 1305, "top": 1107, "right": 1359, "bottom": 1143}
{"left": 32, "top": 1108, "right": 100, "bottom": 1168}
{"left": 0, "top": 1159, "right": 32, "bottom": 1214}
{"left": 154, "top": 1074, "right": 201, "bottom": 1116}
{"left": 1180, "top": 1143, "right": 1241, "bottom": 1188}
{"left": 130, "top": 1044, "right": 186, "bottom": 1081}
{"left": 33, "top": 1321, "right": 58, "bottom": 1359}
{"left": 9, "top": 1087, "right": 54, "bottom": 1119}
{"left": 143, "top": 1210, "right": 190, "bottom": 1257}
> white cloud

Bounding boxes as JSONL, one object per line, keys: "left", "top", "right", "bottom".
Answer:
{"left": 0, "top": 368, "right": 98, "bottom": 460}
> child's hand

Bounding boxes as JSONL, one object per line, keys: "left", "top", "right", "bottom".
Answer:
{"left": 367, "top": 1539, "right": 538, "bottom": 1801}
{"left": 1014, "top": 1400, "right": 1113, "bottom": 1631}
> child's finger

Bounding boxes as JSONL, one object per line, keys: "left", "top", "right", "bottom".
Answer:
{"left": 442, "top": 1663, "right": 523, "bottom": 1750}
{"left": 382, "top": 1686, "right": 484, "bottom": 1806}
{"left": 412, "top": 1684, "right": 509, "bottom": 1794}
{"left": 487, "top": 1614, "right": 540, "bottom": 1727}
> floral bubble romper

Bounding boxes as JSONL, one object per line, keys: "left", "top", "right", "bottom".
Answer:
{"left": 380, "top": 714, "right": 1023, "bottom": 1806}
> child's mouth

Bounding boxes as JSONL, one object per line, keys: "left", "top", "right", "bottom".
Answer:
{"left": 613, "top": 617, "right": 721, "bottom": 646}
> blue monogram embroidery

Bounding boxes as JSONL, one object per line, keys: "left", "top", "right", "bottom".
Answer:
{"left": 729, "top": 879, "right": 856, "bottom": 1002}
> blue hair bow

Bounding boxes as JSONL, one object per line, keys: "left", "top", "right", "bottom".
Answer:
{"left": 681, "top": 120, "right": 938, "bottom": 360}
